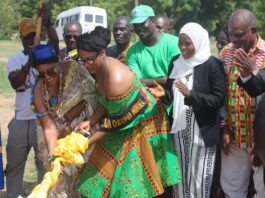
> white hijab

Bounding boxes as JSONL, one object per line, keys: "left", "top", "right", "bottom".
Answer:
{"left": 169, "top": 22, "right": 211, "bottom": 79}
{"left": 170, "top": 23, "right": 211, "bottom": 133}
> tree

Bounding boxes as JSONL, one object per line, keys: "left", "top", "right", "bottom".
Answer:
{"left": 253, "top": 0, "right": 265, "bottom": 37}
{"left": 0, "top": 0, "right": 20, "bottom": 39}
{"left": 1, "top": 0, "right": 265, "bottom": 40}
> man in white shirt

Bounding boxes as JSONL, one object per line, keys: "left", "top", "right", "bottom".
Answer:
{"left": 6, "top": 5, "right": 59, "bottom": 198}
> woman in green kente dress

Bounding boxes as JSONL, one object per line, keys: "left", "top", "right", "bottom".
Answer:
{"left": 75, "top": 26, "right": 181, "bottom": 198}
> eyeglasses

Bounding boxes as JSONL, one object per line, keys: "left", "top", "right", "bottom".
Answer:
{"left": 63, "top": 34, "right": 81, "bottom": 40}
{"left": 38, "top": 67, "right": 58, "bottom": 79}
{"left": 78, "top": 52, "right": 99, "bottom": 65}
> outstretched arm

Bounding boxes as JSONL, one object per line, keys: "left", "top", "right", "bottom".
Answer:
{"left": 141, "top": 77, "right": 168, "bottom": 87}
{"left": 38, "top": 3, "right": 59, "bottom": 54}
{"left": 34, "top": 81, "right": 58, "bottom": 154}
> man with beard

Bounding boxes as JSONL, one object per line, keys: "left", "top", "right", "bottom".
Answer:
{"left": 6, "top": 4, "right": 59, "bottom": 198}
{"left": 220, "top": 9, "right": 265, "bottom": 198}
{"left": 59, "top": 21, "right": 82, "bottom": 61}
{"left": 106, "top": 16, "right": 132, "bottom": 64}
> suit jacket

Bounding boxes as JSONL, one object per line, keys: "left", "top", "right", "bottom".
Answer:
{"left": 237, "top": 70, "right": 265, "bottom": 97}
{"left": 164, "top": 55, "right": 226, "bottom": 147}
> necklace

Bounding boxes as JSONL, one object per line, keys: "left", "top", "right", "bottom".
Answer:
{"left": 43, "top": 65, "right": 65, "bottom": 118}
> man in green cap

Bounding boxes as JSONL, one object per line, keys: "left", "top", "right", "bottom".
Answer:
{"left": 127, "top": 4, "right": 180, "bottom": 113}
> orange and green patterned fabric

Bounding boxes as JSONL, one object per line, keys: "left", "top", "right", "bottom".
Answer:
{"left": 78, "top": 77, "right": 181, "bottom": 197}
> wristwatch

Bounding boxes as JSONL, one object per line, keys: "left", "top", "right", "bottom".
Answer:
{"left": 252, "top": 68, "right": 259, "bottom": 77}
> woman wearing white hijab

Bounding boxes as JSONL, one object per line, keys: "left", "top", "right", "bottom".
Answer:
{"left": 156, "top": 22, "right": 226, "bottom": 198}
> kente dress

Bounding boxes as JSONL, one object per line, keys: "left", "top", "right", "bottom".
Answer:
{"left": 35, "top": 61, "right": 97, "bottom": 197}
{"left": 78, "top": 76, "right": 181, "bottom": 198}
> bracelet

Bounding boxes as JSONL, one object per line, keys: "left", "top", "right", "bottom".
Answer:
{"left": 47, "top": 154, "right": 54, "bottom": 162}
{"left": 35, "top": 111, "right": 49, "bottom": 117}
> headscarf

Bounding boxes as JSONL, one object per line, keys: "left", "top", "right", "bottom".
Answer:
{"left": 169, "top": 22, "right": 211, "bottom": 79}
{"left": 19, "top": 17, "right": 36, "bottom": 37}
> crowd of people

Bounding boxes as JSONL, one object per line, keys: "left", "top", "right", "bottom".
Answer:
{"left": 1, "top": 2, "right": 265, "bottom": 198}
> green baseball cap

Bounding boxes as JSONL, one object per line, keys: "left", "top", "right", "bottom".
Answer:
{"left": 129, "top": 5, "right": 155, "bottom": 24}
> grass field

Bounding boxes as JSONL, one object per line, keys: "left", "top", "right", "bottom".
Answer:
{"left": 0, "top": 37, "right": 218, "bottom": 197}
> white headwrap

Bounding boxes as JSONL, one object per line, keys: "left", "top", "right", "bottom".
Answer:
{"left": 169, "top": 22, "right": 211, "bottom": 79}
{"left": 170, "top": 23, "right": 211, "bottom": 133}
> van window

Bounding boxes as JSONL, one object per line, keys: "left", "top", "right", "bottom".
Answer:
{"left": 55, "top": 19, "right": 59, "bottom": 27}
{"left": 61, "top": 18, "right": 64, "bottom": 26}
{"left": 61, "top": 17, "right": 69, "bottom": 26}
{"left": 95, "top": 15, "right": 103, "bottom": 24}
{"left": 70, "top": 14, "right": 79, "bottom": 22}
{"left": 85, "top": 14, "right": 93, "bottom": 22}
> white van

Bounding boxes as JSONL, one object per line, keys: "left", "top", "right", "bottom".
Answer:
{"left": 55, "top": 6, "right": 107, "bottom": 40}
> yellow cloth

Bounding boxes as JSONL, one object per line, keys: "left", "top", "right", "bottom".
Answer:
{"left": 28, "top": 132, "right": 89, "bottom": 198}
{"left": 19, "top": 17, "right": 36, "bottom": 37}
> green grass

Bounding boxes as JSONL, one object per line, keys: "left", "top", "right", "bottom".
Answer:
{"left": 0, "top": 40, "right": 22, "bottom": 93}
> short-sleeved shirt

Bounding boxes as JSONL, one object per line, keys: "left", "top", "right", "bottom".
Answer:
{"left": 127, "top": 33, "right": 180, "bottom": 79}
{"left": 7, "top": 51, "right": 38, "bottom": 120}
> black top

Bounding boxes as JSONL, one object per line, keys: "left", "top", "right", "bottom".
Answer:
{"left": 164, "top": 55, "right": 226, "bottom": 147}
{"left": 106, "top": 45, "right": 119, "bottom": 58}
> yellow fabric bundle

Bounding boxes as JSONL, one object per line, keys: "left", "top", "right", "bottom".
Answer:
{"left": 28, "top": 132, "right": 89, "bottom": 198}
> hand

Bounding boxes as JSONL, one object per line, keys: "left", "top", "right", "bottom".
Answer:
{"left": 252, "top": 152, "right": 262, "bottom": 167}
{"left": 147, "top": 80, "right": 165, "bottom": 101}
{"left": 63, "top": 112, "right": 74, "bottom": 126}
{"left": 222, "top": 133, "right": 231, "bottom": 155}
{"left": 174, "top": 79, "right": 190, "bottom": 97}
{"left": 234, "top": 48, "right": 256, "bottom": 77}
{"left": 221, "top": 125, "right": 234, "bottom": 155}
{"left": 37, "top": 3, "right": 50, "bottom": 26}
{"left": 22, "top": 52, "right": 33, "bottom": 73}
{"left": 74, "top": 120, "right": 91, "bottom": 136}
{"left": 63, "top": 101, "right": 86, "bottom": 126}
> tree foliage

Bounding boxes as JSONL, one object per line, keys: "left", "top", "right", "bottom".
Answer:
{"left": 0, "top": 0, "right": 21, "bottom": 39}
{"left": 2, "top": 0, "right": 265, "bottom": 39}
